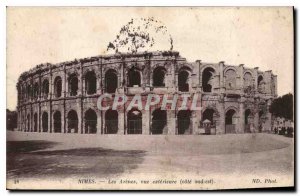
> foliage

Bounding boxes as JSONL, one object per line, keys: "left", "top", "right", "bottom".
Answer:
{"left": 107, "top": 17, "right": 173, "bottom": 53}
{"left": 269, "top": 93, "right": 293, "bottom": 120}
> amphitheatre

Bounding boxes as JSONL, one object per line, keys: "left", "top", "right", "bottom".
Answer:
{"left": 16, "top": 50, "right": 277, "bottom": 135}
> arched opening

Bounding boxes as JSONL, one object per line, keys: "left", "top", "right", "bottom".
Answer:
{"left": 42, "top": 79, "right": 49, "bottom": 98}
{"left": 68, "top": 74, "right": 78, "bottom": 96}
{"left": 33, "top": 83, "right": 39, "bottom": 99}
{"left": 54, "top": 76, "right": 62, "bottom": 98}
{"left": 258, "top": 75, "right": 264, "bottom": 93}
{"left": 42, "top": 112, "right": 48, "bottom": 132}
{"left": 127, "top": 109, "right": 142, "bottom": 134}
{"left": 105, "top": 69, "right": 118, "bottom": 93}
{"left": 202, "top": 67, "right": 215, "bottom": 92}
{"left": 84, "top": 109, "right": 97, "bottom": 134}
{"left": 225, "top": 69, "right": 237, "bottom": 90}
{"left": 225, "top": 109, "right": 237, "bottom": 134}
{"left": 202, "top": 109, "right": 215, "bottom": 134}
{"left": 27, "top": 85, "right": 31, "bottom": 99}
{"left": 128, "top": 67, "right": 141, "bottom": 87}
{"left": 153, "top": 67, "right": 166, "bottom": 87}
{"left": 67, "top": 110, "right": 78, "bottom": 133}
{"left": 178, "top": 69, "right": 189, "bottom": 92}
{"left": 105, "top": 109, "right": 118, "bottom": 134}
{"left": 53, "top": 111, "right": 61, "bottom": 133}
{"left": 85, "top": 71, "right": 97, "bottom": 95}
{"left": 243, "top": 72, "right": 253, "bottom": 88}
{"left": 26, "top": 114, "right": 30, "bottom": 132}
{"left": 177, "top": 110, "right": 191, "bottom": 134}
{"left": 151, "top": 108, "right": 167, "bottom": 134}
{"left": 245, "top": 109, "right": 251, "bottom": 133}
{"left": 33, "top": 113, "right": 38, "bottom": 132}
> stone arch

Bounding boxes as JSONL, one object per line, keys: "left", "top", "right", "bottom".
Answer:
{"left": 151, "top": 108, "right": 167, "bottom": 134}
{"left": 42, "top": 79, "right": 49, "bottom": 98}
{"left": 105, "top": 109, "right": 118, "bottom": 134}
{"left": 53, "top": 111, "right": 61, "bottom": 133}
{"left": 67, "top": 110, "right": 78, "bottom": 133}
{"left": 152, "top": 67, "right": 167, "bottom": 87}
{"left": 224, "top": 68, "right": 237, "bottom": 90}
{"left": 127, "top": 108, "right": 142, "bottom": 134}
{"left": 128, "top": 67, "right": 141, "bottom": 87}
{"left": 42, "top": 112, "right": 48, "bottom": 132}
{"left": 84, "top": 109, "right": 97, "bottom": 134}
{"left": 225, "top": 108, "right": 238, "bottom": 134}
{"left": 177, "top": 109, "right": 192, "bottom": 135}
{"left": 258, "top": 75, "right": 265, "bottom": 93}
{"left": 85, "top": 71, "right": 97, "bottom": 95}
{"left": 27, "top": 84, "right": 32, "bottom": 99}
{"left": 68, "top": 73, "right": 79, "bottom": 96}
{"left": 105, "top": 69, "right": 118, "bottom": 93}
{"left": 54, "top": 76, "right": 62, "bottom": 98}
{"left": 243, "top": 72, "right": 253, "bottom": 87}
{"left": 202, "top": 67, "right": 215, "bottom": 92}
{"left": 178, "top": 67, "right": 192, "bottom": 92}
{"left": 33, "top": 82, "right": 39, "bottom": 99}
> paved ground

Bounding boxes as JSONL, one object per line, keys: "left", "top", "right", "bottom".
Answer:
{"left": 6, "top": 131, "right": 294, "bottom": 189}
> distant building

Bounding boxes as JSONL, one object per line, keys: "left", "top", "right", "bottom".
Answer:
{"left": 16, "top": 51, "right": 277, "bottom": 135}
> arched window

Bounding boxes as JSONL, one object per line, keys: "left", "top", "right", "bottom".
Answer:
{"left": 178, "top": 68, "right": 190, "bottom": 92}
{"left": 202, "top": 109, "right": 215, "bottom": 125}
{"left": 258, "top": 75, "right": 264, "bottom": 93}
{"left": 27, "top": 84, "right": 32, "bottom": 99}
{"left": 68, "top": 74, "right": 78, "bottom": 96}
{"left": 153, "top": 67, "right": 166, "bottom": 87}
{"left": 42, "top": 79, "right": 49, "bottom": 98}
{"left": 53, "top": 111, "right": 61, "bottom": 133}
{"left": 127, "top": 109, "right": 142, "bottom": 134}
{"left": 42, "top": 112, "right": 48, "bottom": 132}
{"left": 33, "top": 83, "right": 39, "bottom": 99}
{"left": 67, "top": 110, "right": 78, "bottom": 133}
{"left": 128, "top": 67, "right": 141, "bottom": 87}
{"left": 105, "top": 69, "right": 118, "bottom": 93}
{"left": 105, "top": 109, "right": 118, "bottom": 134}
{"left": 85, "top": 71, "right": 96, "bottom": 95}
{"left": 225, "top": 69, "right": 237, "bottom": 90}
{"left": 151, "top": 108, "right": 167, "bottom": 134}
{"left": 225, "top": 109, "right": 237, "bottom": 133}
{"left": 177, "top": 110, "right": 191, "bottom": 134}
{"left": 243, "top": 72, "right": 253, "bottom": 88}
{"left": 54, "top": 76, "right": 62, "bottom": 98}
{"left": 202, "top": 67, "right": 215, "bottom": 92}
{"left": 84, "top": 109, "right": 97, "bottom": 134}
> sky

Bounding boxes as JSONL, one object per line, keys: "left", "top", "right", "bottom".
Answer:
{"left": 6, "top": 7, "right": 294, "bottom": 110}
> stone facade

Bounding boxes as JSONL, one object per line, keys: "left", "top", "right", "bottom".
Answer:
{"left": 16, "top": 51, "right": 277, "bottom": 135}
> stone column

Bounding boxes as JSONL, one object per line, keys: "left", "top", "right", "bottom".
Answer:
{"left": 97, "top": 110, "right": 102, "bottom": 134}
{"left": 254, "top": 110, "right": 259, "bottom": 133}
{"left": 142, "top": 110, "right": 150, "bottom": 135}
{"left": 254, "top": 67, "right": 259, "bottom": 93}
{"left": 217, "top": 95, "right": 225, "bottom": 134}
{"left": 219, "top": 61, "right": 225, "bottom": 94}
{"left": 167, "top": 110, "right": 176, "bottom": 134}
{"left": 117, "top": 109, "right": 125, "bottom": 134}
{"left": 239, "top": 97, "right": 245, "bottom": 134}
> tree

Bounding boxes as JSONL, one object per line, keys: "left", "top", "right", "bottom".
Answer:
{"left": 107, "top": 17, "right": 173, "bottom": 54}
{"left": 269, "top": 93, "right": 293, "bottom": 120}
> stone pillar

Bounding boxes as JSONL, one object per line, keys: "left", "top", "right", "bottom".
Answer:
{"left": 167, "top": 110, "right": 176, "bottom": 134}
{"left": 118, "top": 110, "right": 125, "bottom": 134}
{"left": 254, "top": 110, "right": 259, "bottom": 133}
{"left": 239, "top": 97, "right": 245, "bottom": 134}
{"left": 191, "top": 111, "right": 198, "bottom": 134}
{"left": 97, "top": 110, "right": 102, "bottom": 134}
{"left": 274, "top": 75, "right": 278, "bottom": 97}
{"left": 142, "top": 110, "right": 150, "bottom": 135}
{"left": 217, "top": 95, "right": 225, "bottom": 134}
{"left": 239, "top": 64, "right": 244, "bottom": 93}
{"left": 254, "top": 67, "right": 259, "bottom": 93}
{"left": 219, "top": 62, "right": 225, "bottom": 94}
